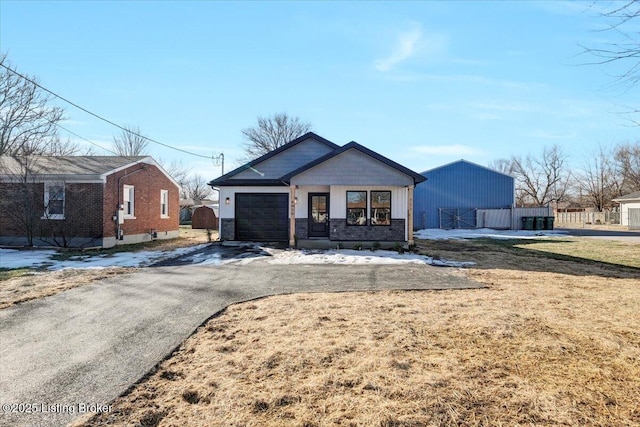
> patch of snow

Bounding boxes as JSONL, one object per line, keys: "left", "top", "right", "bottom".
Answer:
{"left": 261, "top": 249, "right": 475, "bottom": 268}
{"left": 414, "top": 228, "right": 567, "bottom": 240}
{"left": 0, "top": 249, "right": 58, "bottom": 269}
{"left": 0, "top": 244, "right": 210, "bottom": 271}
{"left": 1, "top": 242, "right": 478, "bottom": 270}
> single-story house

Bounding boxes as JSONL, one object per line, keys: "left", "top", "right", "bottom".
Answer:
{"left": 208, "top": 132, "right": 425, "bottom": 246}
{"left": 612, "top": 191, "right": 640, "bottom": 229}
{"left": 414, "top": 160, "right": 515, "bottom": 229}
{"left": 0, "top": 155, "right": 180, "bottom": 248}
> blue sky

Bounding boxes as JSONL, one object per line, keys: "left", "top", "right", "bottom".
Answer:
{"left": 1, "top": 1, "right": 638, "bottom": 179}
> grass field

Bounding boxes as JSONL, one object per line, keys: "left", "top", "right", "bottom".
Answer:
{"left": 74, "top": 236, "right": 640, "bottom": 427}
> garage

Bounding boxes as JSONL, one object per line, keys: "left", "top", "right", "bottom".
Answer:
{"left": 235, "top": 193, "right": 289, "bottom": 241}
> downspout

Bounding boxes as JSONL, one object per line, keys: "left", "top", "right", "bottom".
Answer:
{"left": 116, "top": 165, "right": 147, "bottom": 242}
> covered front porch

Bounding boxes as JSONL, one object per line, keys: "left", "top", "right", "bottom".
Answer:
{"left": 288, "top": 184, "right": 415, "bottom": 247}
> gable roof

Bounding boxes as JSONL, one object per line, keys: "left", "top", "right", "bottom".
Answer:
{"left": 421, "top": 159, "right": 514, "bottom": 179}
{"left": 612, "top": 190, "right": 640, "bottom": 202}
{"left": 281, "top": 141, "right": 426, "bottom": 184}
{"left": 208, "top": 132, "right": 339, "bottom": 186}
{"left": 0, "top": 155, "right": 180, "bottom": 187}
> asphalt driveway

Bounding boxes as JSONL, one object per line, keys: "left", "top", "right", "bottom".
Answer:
{"left": 558, "top": 227, "right": 640, "bottom": 243}
{"left": 0, "top": 260, "right": 482, "bottom": 427}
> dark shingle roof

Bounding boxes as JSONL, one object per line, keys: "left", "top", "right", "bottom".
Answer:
{"left": 208, "top": 132, "right": 339, "bottom": 186}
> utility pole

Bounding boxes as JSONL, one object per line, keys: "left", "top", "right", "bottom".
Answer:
{"left": 212, "top": 153, "right": 224, "bottom": 176}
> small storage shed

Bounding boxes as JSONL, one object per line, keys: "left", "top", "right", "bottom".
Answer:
{"left": 414, "top": 160, "right": 515, "bottom": 229}
{"left": 191, "top": 205, "right": 219, "bottom": 230}
{"left": 612, "top": 191, "right": 640, "bottom": 229}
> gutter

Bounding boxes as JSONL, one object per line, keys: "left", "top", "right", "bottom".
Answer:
{"left": 115, "top": 165, "right": 147, "bottom": 241}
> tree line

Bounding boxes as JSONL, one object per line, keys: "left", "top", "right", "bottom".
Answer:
{"left": 489, "top": 142, "right": 640, "bottom": 210}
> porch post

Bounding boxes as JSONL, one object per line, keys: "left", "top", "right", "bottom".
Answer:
{"left": 407, "top": 185, "right": 414, "bottom": 245}
{"left": 289, "top": 185, "right": 296, "bottom": 247}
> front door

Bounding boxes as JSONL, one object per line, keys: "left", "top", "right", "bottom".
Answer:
{"left": 308, "top": 193, "right": 330, "bottom": 238}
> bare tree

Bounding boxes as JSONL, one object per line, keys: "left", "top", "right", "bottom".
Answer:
{"left": 487, "top": 158, "right": 516, "bottom": 175}
{"left": 0, "top": 54, "right": 67, "bottom": 155}
{"left": 112, "top": 125, "right": 149, "bottom": 156}
{"left": 158, "top": 157, "right": 190, "bottom": 192}
{"left": 242, "top": 113, "right": 312, "bottom": 160}
{"left": 0, "top": 156, "right": 43, "bottom": 246}
{"left": 183, "top": 174, "right": 214, "bottom": 203}
{"left": 0, "top": 155, "right": 103, "bottom": 247}
{"left": 615, "top": 141, "right": 640, "bottom": 191}
{"left": 582, "top": 1, "right": 640, "bottom": 123}
{"left": 510, "top": 145, "right": 572, "bottom": 207}
{"left": 577, "top": 145, "right": 623, "bottom": 211}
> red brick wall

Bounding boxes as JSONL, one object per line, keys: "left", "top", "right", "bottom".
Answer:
{"left": 103, "top": 163, "right": 180, "bottom": 238}
{"left": 0, "top": 182, "right": 103, "bottom": 240}
{"left": 0, "top": 182, "right": 44, "bottom": 236}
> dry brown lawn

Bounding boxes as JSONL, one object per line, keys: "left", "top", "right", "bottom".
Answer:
{"left": 0, "top": 227, "right": 214, "bottom": 310}
{"left": 76, "top": 237, "right": 640, "bottom": 427}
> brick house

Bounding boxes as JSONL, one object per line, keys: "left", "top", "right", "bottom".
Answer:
{"left": 208, "top": 132, "right": 425, "bottom": 246}
{"left": 0, "top": 156, "right": 180, "bottom": 248}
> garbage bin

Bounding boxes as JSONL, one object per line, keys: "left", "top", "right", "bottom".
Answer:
{"left": 521, "top": 216, "right": 534, "bottom": 230}
{"left": 534, "top": 216, "right": 545, "bottom": 230}
{"left": 544, "top": 216, "right": 555, "bottom": 230}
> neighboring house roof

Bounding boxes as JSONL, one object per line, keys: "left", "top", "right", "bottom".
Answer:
{"left": 209, "top": 132, "right": 339, "bottom": 186}
{"left": 421, "top": 159, "right": 514, "bottom": 179}
{"left": 0, "top": 155, "right": 180, "bottom": 187}
{"left": 209, "top": 134, "right": 425, "bottom": 187}
{"left": 612, "top": 191, "right": 640, "bottom": 202}
{"left": 281, "top": 141, "right": 426, "bottom": 184}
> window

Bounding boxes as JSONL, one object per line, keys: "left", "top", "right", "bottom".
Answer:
{"left": 123, "top": 185, "right": 135, "bottom": 217}
{"left": 371, "top": 191, "right": 391, "bottom": 225}
{"left": 44, "top": 183, "right": 65, "bottom": 219}
{"left": 346, "top": 191, "right": 367, "bottom": 226}
{"left": 160, "top": 189, "right": 169, "bottom": 218}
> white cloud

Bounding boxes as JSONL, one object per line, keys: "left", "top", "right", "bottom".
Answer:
{"left": 410, "top": 145, "right": 484, "bottom": 156}
{"left": 374, "top": 24, "right": 443, "bottom": 72}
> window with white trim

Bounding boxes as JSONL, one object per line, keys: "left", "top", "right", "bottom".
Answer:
{"left": 44, "top": 183, "right": 65, "bottom": 220}
{"left": 160, "top": 189, "right": 169, "bottom": 218}
{"left": 123, "top": 185, "right": 135, "bottom": 218}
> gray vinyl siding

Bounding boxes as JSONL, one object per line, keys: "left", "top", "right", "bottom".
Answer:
{"left": 232, "top": 138, "right": 335, "bottom": 180}
{"left": 290, "top": 149, "right": 414, "bottom": 186}
{"left": 414, "top": 160, "right": 515, "bottom": 229}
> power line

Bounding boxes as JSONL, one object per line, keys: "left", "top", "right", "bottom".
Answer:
{"left": 0, "top": 63, "right": 214, "bottom": 159}
{"left": 53, "top": 122, "right": 120, "bottom": 155}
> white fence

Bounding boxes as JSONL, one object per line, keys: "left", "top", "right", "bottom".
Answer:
{"left": 476, "top": 207, "right": 553, "bottom": 230}
{"left": 555, "top": 211, "right": 620, "bottom": 225}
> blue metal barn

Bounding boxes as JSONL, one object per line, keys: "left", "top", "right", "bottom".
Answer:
{"left": 414, "top": 160, "right": 515, "bottom": 229}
